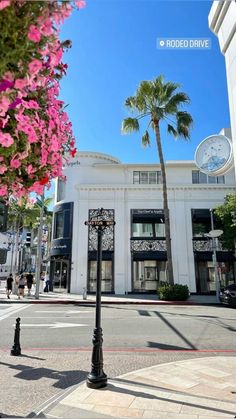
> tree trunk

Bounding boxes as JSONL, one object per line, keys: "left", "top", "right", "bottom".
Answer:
{"left": 153, "top": 119, "right": 174, "bottom": 285}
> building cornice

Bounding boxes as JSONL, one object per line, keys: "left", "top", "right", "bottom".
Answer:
{"left": 93, "top": 160, "right": 197, "bottom": 169}
{"left": 76, "top": 184, "right": 236, "bottom": 192}
{"left": 73, "top": 151, "right": 121, "bottom": 164}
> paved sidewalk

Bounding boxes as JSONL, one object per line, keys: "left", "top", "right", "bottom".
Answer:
{"left": 41, "top": 356, "right": 236, "bottom": 419}
{"left": 0, "top": 283, "right": 219, "bottom": 305}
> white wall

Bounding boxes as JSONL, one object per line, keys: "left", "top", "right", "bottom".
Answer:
{"left": 209, "top": 1, "right": 236, "bottom": 179}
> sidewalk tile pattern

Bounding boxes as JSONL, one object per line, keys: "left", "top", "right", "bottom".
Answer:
{"left": 46, "top": 357, "right": 236, "bottom": 418}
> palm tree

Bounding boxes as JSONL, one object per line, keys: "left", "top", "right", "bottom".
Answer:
{"left": 7, "top": 196, "right": 53, "bottom": 274}
{"left": 122, "top": 75, "right": 193, "bottom": 285}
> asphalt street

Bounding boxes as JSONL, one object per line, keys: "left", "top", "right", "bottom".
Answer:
{"left": 0, "top": 303, "right": 236, "bottom": 417}
{"left": 1, "top": 303, "right": 236, "bottom": 351}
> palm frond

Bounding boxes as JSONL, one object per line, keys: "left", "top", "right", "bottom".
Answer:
{"left": 121, "top": 117, "right": 140, "bottom": 134}
{"left": 177, "top": 124, "right": 191, "bottom": 139}
{"left": 176, "top": 111, "right": 193, "bottom": 126}
{"left": 163, "top": 81, "right": 180, "bottom": 99}
{"left": 125, "top": 96, "right": 137, "bottom": 111}
{"left": 176, "top": 111, "right": 193, "bottom": 139}
{"left": 141, "top": 130, "right": 150, "bottom": 147}
{"left": 164, "top": 92, "right": 190, "bottom": 114}
{"left": 138, "top": 81, "right": 152, "bottom": 98}
{"left": 167, "top": 124, "right": 178, "bottom": 137}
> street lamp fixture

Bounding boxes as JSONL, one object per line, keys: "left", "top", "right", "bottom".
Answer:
{"left": 85, "top": 208, "right": 115, "bottom": 389}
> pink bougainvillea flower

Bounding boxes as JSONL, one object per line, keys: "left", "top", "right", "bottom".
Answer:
{"left": 0, "top": 79, "right": 14, "bottom": 92}
{"left": 29, "top": 181, "right": 44, "bottom": 195}
{"left": 26, "top": 164, "right": 35, "bottom": 175}
{"left": 0, "top": 0, "right": 10, "bottom": 10}
{"left": 22, "top": 99, "right": 39, "bottom": 109}
{"left": 9, "top": 98, "right": 22, "bottom": 109}
{"left": 0, "top": 115, "right": 9, "bottom": 129}
{"left": 0, "top": 97, "right": 10, "bottom": 116}
{"left": 28, "top": 25, "right": 41, "bottom": 42}
{"left": 0, "top": 132, "right": 14, "bottom": 147}
{"left": 0, "top": 185, "right": 8, "bottom": 196}
{"left": 40, "top": 18, "right": 53, "bottom": 36}
{"left": 0, "top": 0, "right": 83, "bottom": 199}
{"left": 10, "top": 159, "right": 21, "bottom": 169}
{"left": 15, "top": 78, "right": 28, "bottom": 89}
{"left": 0, "top": 166, "right": 7, "bottom": 174}
{"left": 75, "top": 0, "right": 86, "bottom": 8}
{"left": 28, "top": 59, "right": 43, "bottom": 75}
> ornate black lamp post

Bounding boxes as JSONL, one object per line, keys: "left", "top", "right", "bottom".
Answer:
{"left": 85, "top": 208, "right": 115, "bottom": 389}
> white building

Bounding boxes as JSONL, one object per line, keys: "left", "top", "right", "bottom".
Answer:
{"left": 50, "top": 150, "right": 236, "bottom": 295}
{"left": 209, "top": 1, "right": 236, "bottom": 177}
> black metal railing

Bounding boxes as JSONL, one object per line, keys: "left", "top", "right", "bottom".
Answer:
{"left": 130, "top": 237, "right": 166, "bottom": 252}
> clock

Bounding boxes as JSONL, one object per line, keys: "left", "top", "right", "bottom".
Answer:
{"left": 195, "top": 134, "right": 233, "bottom": 176}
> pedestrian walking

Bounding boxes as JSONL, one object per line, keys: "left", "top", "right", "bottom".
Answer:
{"left": 26, "top": 271, "right": 34, "bottom": 296}
{"left": 44, "top": 272, "right": 50, "bottom": 293}
{"left": 18, "top": 274, "right": 26, "bottom": 299}
{"left": 6, "top": 273, "right": 13, "bottom": 299}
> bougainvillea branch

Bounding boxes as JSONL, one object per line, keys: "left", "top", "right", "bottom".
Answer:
{"left": 0, "top": 0, "right": 85, "bottom": 198}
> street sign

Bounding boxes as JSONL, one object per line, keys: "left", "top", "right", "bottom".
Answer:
{"left": 85, "top": 220, "right": 116, "bottom": 227}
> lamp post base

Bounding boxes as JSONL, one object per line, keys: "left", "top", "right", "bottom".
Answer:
{"left": 87, "top": 372, "right": 107, "bottom": 389}
{"left": 87, "top": 327, "right": 107, "bottom": 389}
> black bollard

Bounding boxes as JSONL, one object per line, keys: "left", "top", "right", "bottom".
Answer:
{"left": 11, "top": 317, "right": 21, "bottom": 356}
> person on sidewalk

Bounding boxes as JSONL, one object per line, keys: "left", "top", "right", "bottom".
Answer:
{"left": 6, "top": 273, "right": 13, "bottom": 299}
{"left": 44, "top": 272, "right": 50, "bottom": 293}
{"left": 26, "top": 271, "right": 34, "bottom": 296}
{"left": 18, "top": 274, "right": 26, "bottom": 299}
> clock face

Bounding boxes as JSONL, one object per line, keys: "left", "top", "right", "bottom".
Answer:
{"left": 195, "top": 135, "right": 233, "bottom": 175}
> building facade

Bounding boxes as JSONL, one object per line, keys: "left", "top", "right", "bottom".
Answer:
{"left": 209, "top": 1, "right": 236, "bottom": 177}
{"left": 50, "top": 151, "right": 236, "bottom": 295}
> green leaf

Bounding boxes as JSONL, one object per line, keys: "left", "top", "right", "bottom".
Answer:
{"left": 121, "top": 118, "right": 140, "bottom": 134}
{"left": 141, "top": 130, "right": 150, "bottom": 147}
{"left": 176, "top": 111, "right": 193, "bottom": 139}
{"left": 167, "top": 124, "right": 178, "bottom": 137}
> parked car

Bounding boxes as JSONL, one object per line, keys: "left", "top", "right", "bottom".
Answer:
{"left": 219, "top": 284, "right": 236, "bottom": 308}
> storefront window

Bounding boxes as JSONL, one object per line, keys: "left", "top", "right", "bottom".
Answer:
{"left": 54, "top": 212, "right": 64, "bottom": 239}
{"left": 88, "top": 260, "right": 113, "bottom": 293}
{"left": 57, "top": 179, "right": 65, "bottom": 202}
{"left": 132, "top": 222, "right": 165, "bottom": 237}
{"left": 133, "top": 260, "right": 166, "bottom": 292}
{"left": 132, "top": 223, "right": 153, "bottom": 237}
{"left": 155, "top": 223, "right": 165, "bottom": 237}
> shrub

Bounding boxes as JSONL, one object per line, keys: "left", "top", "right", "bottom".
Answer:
{"left": 158, "top": 284, "right": 189, "bottom": 301}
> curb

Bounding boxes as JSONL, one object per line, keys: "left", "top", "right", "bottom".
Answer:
{"left": 0, "top": 299, "right": 221, "bottom": 306}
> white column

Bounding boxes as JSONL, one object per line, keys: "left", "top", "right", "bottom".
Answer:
{"left": 170, "top": 190, "right": 196, "bottom": 292}
{"left": 70, "top": 190, "right": 89, "bottom": 294}
{"left": 114, "top": 190, "right": 128, "bottom": 294}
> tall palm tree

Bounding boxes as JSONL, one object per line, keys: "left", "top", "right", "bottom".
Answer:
{"left": 122, "top": 76, "right": 193, "bottom": 285}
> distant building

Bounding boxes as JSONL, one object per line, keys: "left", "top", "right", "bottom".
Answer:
{"left": 209, "top": 1, "right": 236, "bottom": 176}
{"left": 50, "top": 150, "right": 236, "bottom": 295}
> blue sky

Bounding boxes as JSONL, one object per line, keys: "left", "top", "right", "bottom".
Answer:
{"left": 59, "top": 0, "right": 230, "bottom": 164}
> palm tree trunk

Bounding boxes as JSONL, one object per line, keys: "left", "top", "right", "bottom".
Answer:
{"left": 153, "top": 119, "right": 174, "bottom": 285}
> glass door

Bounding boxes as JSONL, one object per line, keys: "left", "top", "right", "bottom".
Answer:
{"left": 52, "top": 260, "right": 69, "bottom": 292}
{"left": 133, "top": 261, "right": 162, "bottom": 292}
{"left": 88, "top": 260, "right": 113, "bottom": 293}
